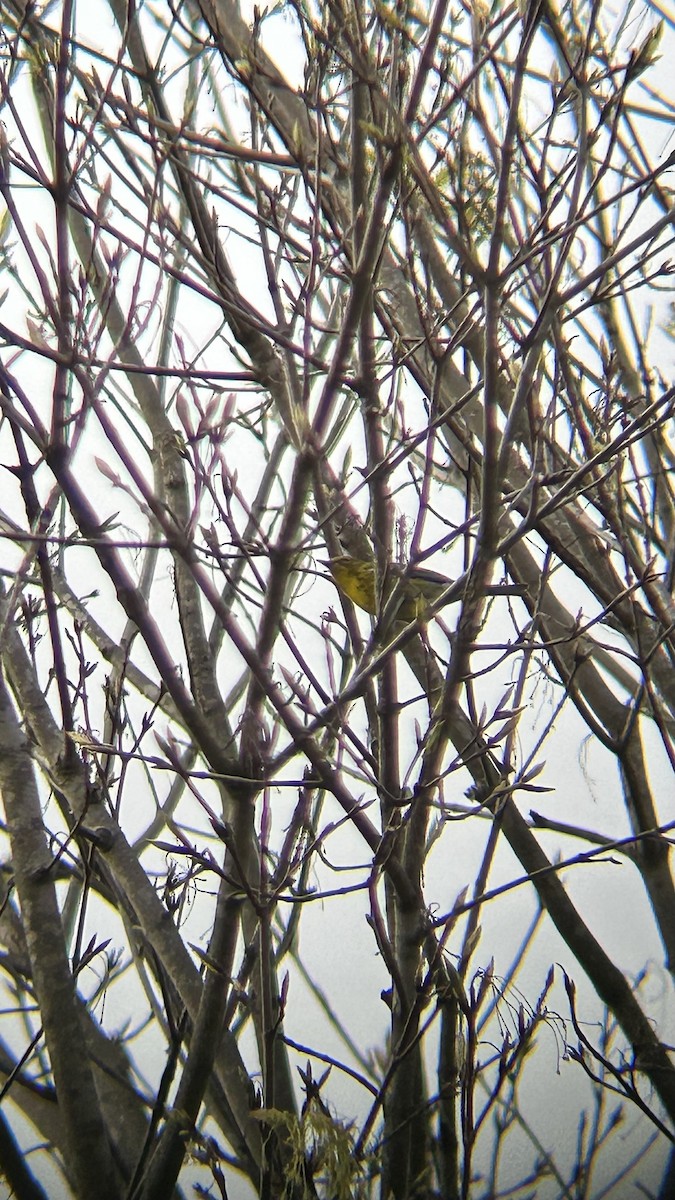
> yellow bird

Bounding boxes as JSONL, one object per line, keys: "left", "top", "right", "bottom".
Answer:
{"left": 325, "top": 554, "right": 524, "bottom": 622}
